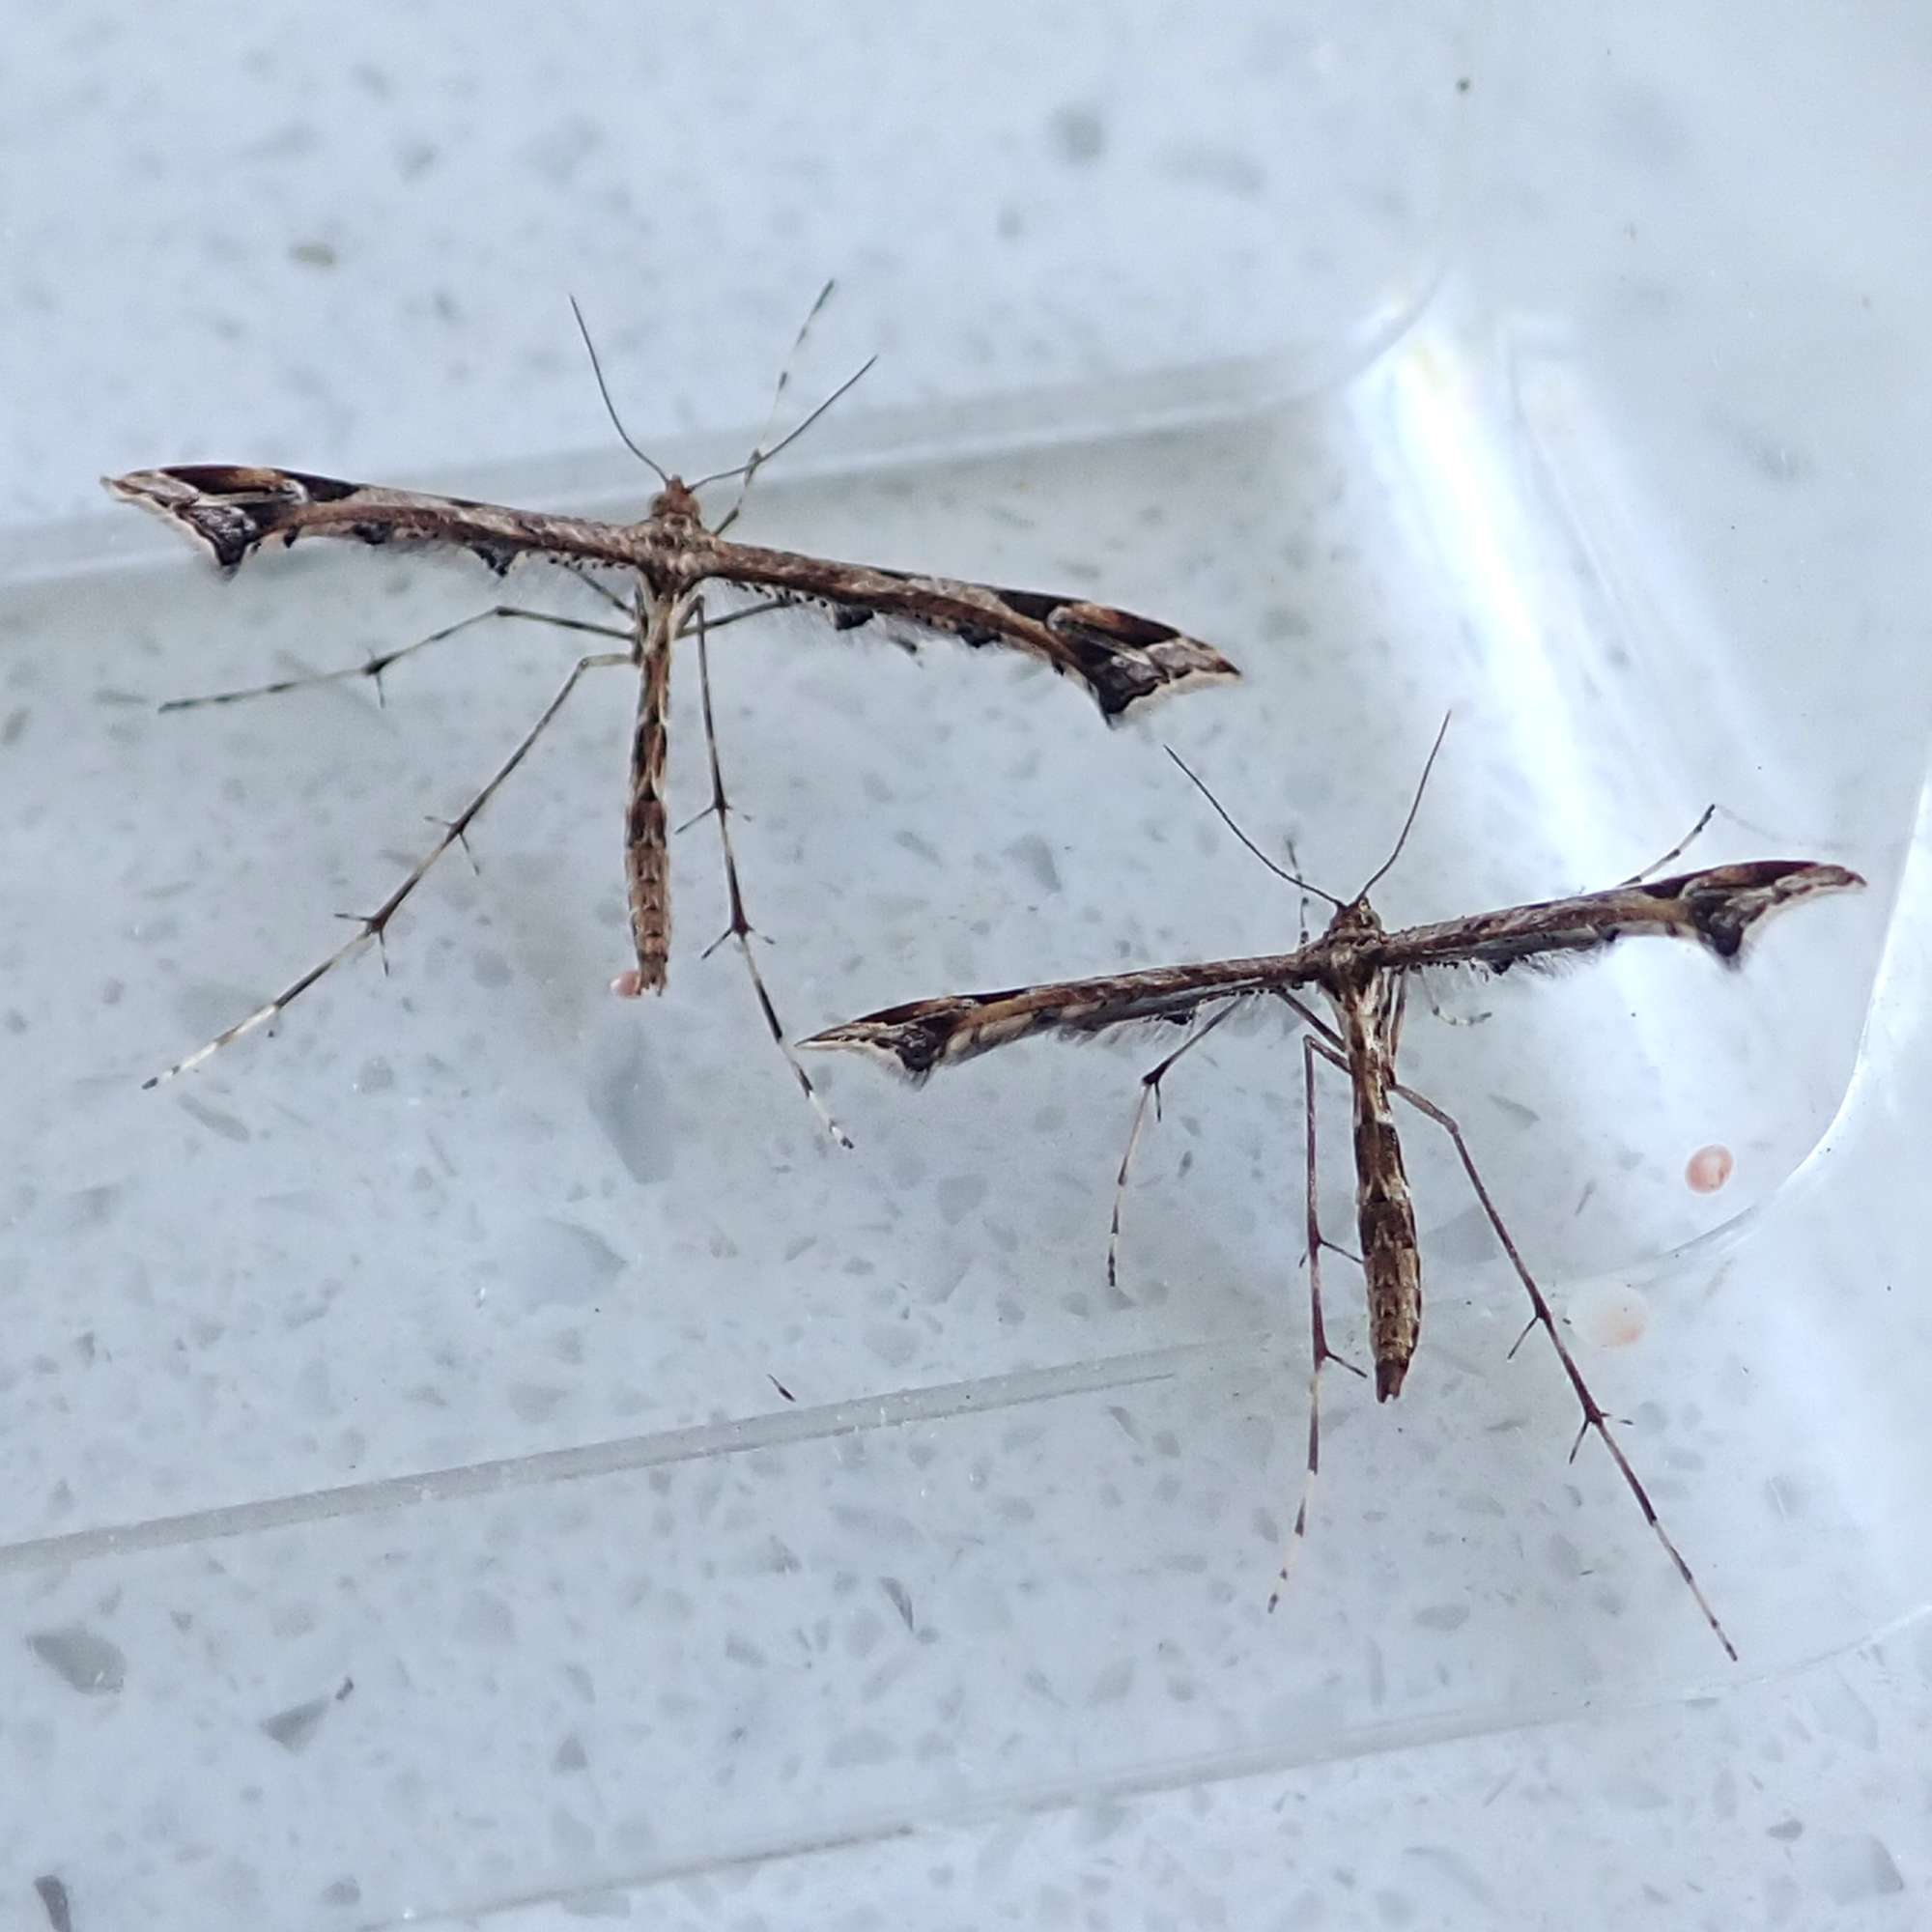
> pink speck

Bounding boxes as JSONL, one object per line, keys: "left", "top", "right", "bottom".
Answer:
{"left": 1576, "top": 1284, "right": 1650, "bottom": 1350}
{"left": 1686, "top": 1145, "right": 1734, "bottom": 1194}
{"left": 610, "top": 969, "right": 645, "bottom": 999}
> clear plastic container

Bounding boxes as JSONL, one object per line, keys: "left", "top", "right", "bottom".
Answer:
{"left": 5, "top": 9, "right": 1928, "bottom": 1925}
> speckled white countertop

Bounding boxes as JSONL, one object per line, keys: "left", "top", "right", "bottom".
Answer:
{"left": 4, "top": 6, "right": 1930, "bottom": 1929}
{"left": 2, "top": 3, "right": 1462, "bottom": 530}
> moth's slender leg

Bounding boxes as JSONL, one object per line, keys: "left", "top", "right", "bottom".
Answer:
{"left": 575, "top": 564, "right": 795, "bottom": 631}
{"left": 158, "top": 607, "right": 637, "bottom": 713}
{"left": 1301, "top": 1037, "right": 1738, "bottom": 1660}
{"left": 563, "top": 567, "right": 787, "bottom": 631}
{"left": 688, "top": 609, "right": 852, "bottom": 1148}
{"left": 1269, "top": 1032, "right": 1368, "bottom": 1612}
{"left": 145, "top": 650, "right": 634, "bottom": 1088}
{"left": 1615, "top": 804, "right": 1719, "bottom": 887}
{"left": 1105, "top": 1001, "right": 1241, "bottom": 1289}
{"left": 1266, "top": 988, "right": 1367, "bottom": 1268}
{"left": 157, "top": 587, "right": 786, "bottom": 715}
{"left": 694, "top": 595, "right": 800, "bottom": 639}
{"left": 1418, "top": 975, "right": 1491, "bottom": 1029}
{"left": 550, "top": 559, "right": 634, "bottom": 615}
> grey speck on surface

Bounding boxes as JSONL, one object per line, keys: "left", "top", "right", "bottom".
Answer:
{"left": 260, "top": 1692, "right": 333, "bottom": 1753}
{"left": 1716, "top": 413, "right": 1817, "bottom": 486}
{"left": 935, "top": 1173, "right": 987, "bottom": 1225}
{"left": 34, "top": 1876, "right": 72, "bottom": 1932}
{"left": 512, "top": 1217, "right": 630, "bottom": 1308}
{"left": 1401, "top": 1844, "right": 1498, "bottom": 1910}
{"left": 508, "top": 1382, "right": 569, "bottom": 1424}
{"left": 1160, "top": 141, "right": 1266, "bottom": 197}
{"left": 880, "top": 1576, "right": 915, "bottom": 1632}
{"left": 1048, "top": 103, "right": 1106, "bottom": 163}
{"left": 864, "top": 1321, "right": 919, "bottom": 1370}
{"left": 1005, "top": 832, "right": 1062, "bottom": 894}
{"left": 585, "top": 1031, "right": 674, "bottom": 1185}
{"left": 560, "top": 1891, "right": 634, "bottom": 1919}
{"left": 28, "top": 1625, "right": 126, "bottom": 1694}
{"left": 825, "top": 1727, "right": 897, "bottom": 1769}
{"left": 55, "top": 1184, "right": 121, "bottom": 1233}
{"left": 455, "top": 1589, "right": 518, "bottom": 1646}
{"left": 1814, "top": 1834, "right": 1906, "bottom": 1905}
{"left": 830, "top": 1505, "right": 923, "bottom": 1548}
{"left": 178, "top": 1092, "right": 253, "bottom": 1143}
{"left": 471, "top": 947, "right": 513, "bottom": 989}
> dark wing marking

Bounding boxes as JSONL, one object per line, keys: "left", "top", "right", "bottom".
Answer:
{"left": 103, "top": 466, "right": 642, "bottom": 577}
{"left": 698, "top": 540, "right": 1238, "bottom": 722}
{"left": 800, "top": 952, "right": 1320, "bottom": 1081}
{"left": 1376, "top": 862, "right": 1863, "bottom": 976}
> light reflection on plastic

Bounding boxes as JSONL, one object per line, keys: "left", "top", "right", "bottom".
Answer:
{"left": 1353, "top": 327, "right": 1599, "bottom": 870}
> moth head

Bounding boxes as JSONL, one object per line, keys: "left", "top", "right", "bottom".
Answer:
{"left": 647, "top": 477, "right": 704, "bottom": 526}
{"left": 1330, "top": 895, "right": 1386, "bottom": 939}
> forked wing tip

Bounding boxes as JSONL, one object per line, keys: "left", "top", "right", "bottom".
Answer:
{"left": 101, "top": 468, "right": 259, "bottom": 569}
{"left": 102, "top": 468, "right": 199, "bottom": 526}
{"left": 796, "top": 1023, "right": 930, "bottom": 1082}
{"left": 1106, "top": 652, "right": 1242, "bottom": 725}
{"left": 103, "top": 469, "right": 163, "bottom": 503}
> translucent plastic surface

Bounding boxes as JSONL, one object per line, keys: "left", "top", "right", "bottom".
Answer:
{"left": 4, "top": 335, "right": 1924, "bottom": 1919}
{"left": 11, "top": 5, "right": 1932, "bottom": 1918}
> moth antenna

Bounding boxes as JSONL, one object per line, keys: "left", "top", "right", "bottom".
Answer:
{"left": 1164, "top": 748, "right": 1343, "bottom": 907}
{"left": 569, "top": 296, "right": 672, "bottom": 488}
{"left": 700, "top": 277, "right": 836, "bottom": 505}
{"left": 1268, "top": 1034, "right": 1367, "bottom": 1613}
{"left": 1356, "top": 710, "right": 1452, "bottom": 899}
{"left": 1615, "top": 804, "right": 1719, "bottom": 887}
{"left": 695, "top": 278, "right": 877, "bottom": 500}
{"left": 1284, "top": 835, "right": 1314, "bottom": 947}
{"left": 694, "top": 354, "right": 880, "bottom": 497}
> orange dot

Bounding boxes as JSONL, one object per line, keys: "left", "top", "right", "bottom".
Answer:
{"left": 1576, "top": 1283, "right": 1650, "bottom": 1349}
{"left": 1685, "top": 1145, "right": 1734, "bottom": 1194}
